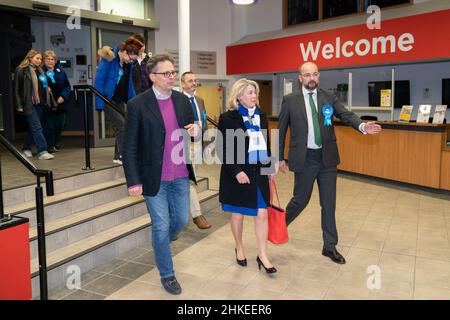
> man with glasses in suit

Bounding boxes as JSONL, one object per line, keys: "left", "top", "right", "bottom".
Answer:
{"left": 123, "top": 54, "right": 198, "bottom": 295}
{"left": 278, "top": 61, "right": 381, "bottom": 264}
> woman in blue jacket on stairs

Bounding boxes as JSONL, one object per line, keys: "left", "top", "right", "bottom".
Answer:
{"left": 94, "top": 37, "right": 144, "bottom": 164}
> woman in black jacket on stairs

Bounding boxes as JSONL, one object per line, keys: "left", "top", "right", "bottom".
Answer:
{"left": 14, "top": 49, "right": 54, "bottom": 160}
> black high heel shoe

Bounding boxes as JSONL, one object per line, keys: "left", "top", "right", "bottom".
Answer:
{"left": 235, "top": 248, "right": 247, "bottom": 267}
{"left": 256, "top": 256, "right": 277, "bottom": 274}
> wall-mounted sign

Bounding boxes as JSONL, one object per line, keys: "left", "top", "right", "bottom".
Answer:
{"left": 191, "top": 51, "right": 217, "bottom": 75}
{"left": 226, "top": 9, "right": 450, "bottom": 75}
{"left": 166, "top": 50, "right": 217, "bottom": 75}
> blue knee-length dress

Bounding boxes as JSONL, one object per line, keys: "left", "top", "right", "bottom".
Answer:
{"left": 222, "top": 187, "right": 267, "bottom": 216}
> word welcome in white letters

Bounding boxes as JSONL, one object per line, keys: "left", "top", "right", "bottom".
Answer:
{"left": 299, "top": 33, "right": 415, "bottom": 61}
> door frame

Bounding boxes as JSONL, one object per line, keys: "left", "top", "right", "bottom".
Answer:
{"left": 0, "top": 22, "right": 33, "bottom": 140}
{"left": 90, "top": 21, "right": 148, "bottom": 148}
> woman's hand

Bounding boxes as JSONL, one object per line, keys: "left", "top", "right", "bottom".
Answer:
{"left": 235, "top": 171, "right": 250, "bottom": 184}
{"left": 57, "top": 97, "right": 64, "bottom": 104}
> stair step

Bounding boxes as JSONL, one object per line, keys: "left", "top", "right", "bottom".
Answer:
{"left": 30, "top": 188, "right": 220, "bottom": 277}
{"left": 30, "top": 215, "right": 151, "bottom": 277}
{"left": 28, "top": 196, "right": 145, "bottom": 241}
{"left": 3, "top": 166, "right": 125, "bottom": 208}
{"left": 198, "top": 189, "right": 219, "bottom": 202}
{"left": 6, "top": 178, "right": 126, "bottom": 216}
{"left": 198, "top": 189, "right": 220, "bottom": 213}
{"left": 196, "top": 177, "right": 208, "bottom": 193}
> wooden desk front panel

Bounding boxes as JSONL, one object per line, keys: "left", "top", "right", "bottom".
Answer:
{"left": 440, "top": 151, "right": 450, "bottom": 190}
{"left": 335, "top": 126, "right": 443, "bottom": 188}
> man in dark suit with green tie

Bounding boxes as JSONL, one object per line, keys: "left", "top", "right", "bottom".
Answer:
{"left": 278, "top": 62, "right": 381, "bottom": 264}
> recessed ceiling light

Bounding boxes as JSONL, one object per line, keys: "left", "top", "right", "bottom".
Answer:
{"left": 232, "top": 0, "right": 256, "bottom": 5}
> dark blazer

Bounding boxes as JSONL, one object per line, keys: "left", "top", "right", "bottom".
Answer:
{"left": 195, "top": 95, "right": 207, "bottom": 131}
{"left": 13, "top": 67, "right": 37, "bottom": 116}
{"left": 278, "top": 88, "right": 363, "bottom": 171}
{"left": 43, "top": 65, "right": 71, "bottom": 112}
{"left": 132, "top": 55, "right": 150, "bottom": 95}
{"left": 122, "top": 89, "right": 196, "bottom": 197}
{"left": 218, "top": 109, "right": 271, "bottom": 209}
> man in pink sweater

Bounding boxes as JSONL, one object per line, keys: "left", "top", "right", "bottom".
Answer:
{"left": 123, "top": 54, "right": 197, "bottom": 295}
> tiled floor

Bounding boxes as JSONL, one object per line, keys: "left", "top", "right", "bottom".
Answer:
{"left": 49, "top": 163, "right": 450, "bottom": 300}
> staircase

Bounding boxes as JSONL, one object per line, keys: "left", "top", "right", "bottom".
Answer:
{"left": 3, "top": 166, "right": 219, "bottom": 299}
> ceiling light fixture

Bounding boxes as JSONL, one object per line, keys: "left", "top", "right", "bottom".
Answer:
{"left": 231, "top": 0, "right": 256, "bottom": 5}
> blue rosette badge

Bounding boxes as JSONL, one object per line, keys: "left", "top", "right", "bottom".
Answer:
{"left": 38, "top": 74, "right": 48, "bottom": 89}
{"left": 322, "top": 104, "right": 334, "bottom": 126}
{"left": 46, "top": 70, "right": 56, "bottom": 83}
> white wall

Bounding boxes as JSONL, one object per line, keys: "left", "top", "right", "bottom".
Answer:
{"left": 154, "top": 0, "right": 282, "bottom": 79}
{"left": 154, "top": 0, "right": 233, "bottom": 79}
{"left": 245, "top": 0, "right": 282, "bottom": 37}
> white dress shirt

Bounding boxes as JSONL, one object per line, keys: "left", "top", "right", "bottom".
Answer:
{"left": 302, "top": 86, "right": 321, "bottom": 149}
{"left": 183, "top": 91, "right": 203, "bottom": 130}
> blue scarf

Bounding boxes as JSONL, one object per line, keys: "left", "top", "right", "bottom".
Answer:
{"left": 238, "top": 103, "right": 269, "bottom": 164}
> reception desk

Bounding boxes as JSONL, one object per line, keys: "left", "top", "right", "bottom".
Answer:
{"left": 268, "top": 117, "right": 450, "bottom": 190}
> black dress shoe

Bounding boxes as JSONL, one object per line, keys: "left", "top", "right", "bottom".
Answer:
{"left": 322, "top": 248, "right": 346, "bottom": 264}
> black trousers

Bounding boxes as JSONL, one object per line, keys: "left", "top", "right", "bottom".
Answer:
{"left": 44, "top": 111, "right": 66, "bottom": 150}
{"left": 105, "top": 102, "right": 126, "bottom": 160}
{"left": 285, "top": 148, "right": 338, "bottom": 251}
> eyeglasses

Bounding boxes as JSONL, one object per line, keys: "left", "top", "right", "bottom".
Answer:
{"left": 153, "top": 71, "right": 177, "bottom": 78}
{"left": 301, "top": 72, "right": 320, "bottom": 78}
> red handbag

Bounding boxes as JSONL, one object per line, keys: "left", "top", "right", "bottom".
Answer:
{"left": 268, "top": 179, "right": 288, "bottom": 245}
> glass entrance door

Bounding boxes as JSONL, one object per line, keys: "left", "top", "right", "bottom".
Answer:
{"left": 91, "top": 22, "right": 145, "bottom": 148}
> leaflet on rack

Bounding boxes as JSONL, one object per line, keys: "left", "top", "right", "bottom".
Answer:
{"left": 417, "top": 105, "right": 431, "bottom": 123}
{"left": 399, "top": 105, "right": 413, "bottom": 122}
{"left": 432, "top": 105, "right": 447, "bottom": 124}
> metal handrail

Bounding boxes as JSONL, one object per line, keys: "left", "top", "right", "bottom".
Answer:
{"left": 74, "top": 84, "right": 125, "bottom": 117}
{"left": 207, "top": 116, "right": 218, "bottom": 128}
{"left": 0, "top": 133, "right": 54, "bottom": 300}
{"left": 73, "top": 85, "right": 126, "bottom": 170}
{"left": 0, "top": 135, "right": 54, "bottom": 196}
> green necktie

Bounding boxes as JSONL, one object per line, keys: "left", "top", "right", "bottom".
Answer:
{"left": 308, "top": 92, "right": 322, "bottom": 147}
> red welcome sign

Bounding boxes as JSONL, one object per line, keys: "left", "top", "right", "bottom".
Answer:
{"left": 226, "top": 9, "right": 450, "bottom": 74}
